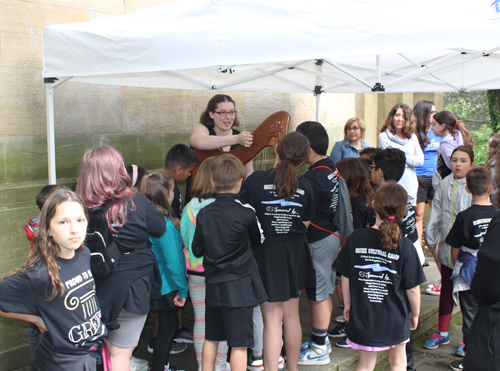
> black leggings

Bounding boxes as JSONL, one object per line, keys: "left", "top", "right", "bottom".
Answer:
{"left": 151, "top": 307, "right": 179, "bottom": 371}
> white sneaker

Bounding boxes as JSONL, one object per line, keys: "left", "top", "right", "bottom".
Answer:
{"left": 425, "top": 281, "right": 441, "bottom": 296}
{"left": 131, "top": 356, "right": 148, "bottom": 366}
{"left": 335, "top": 314, "right": 345, "bottom": 323}
{"left": 302, "top": 336, "right": 332, "bottom": 354}
{"left": 298, "top": 341, "right": 330, "bottom": 366}
{"left": 278, "top": 356, "right": 285, "bottom": 369}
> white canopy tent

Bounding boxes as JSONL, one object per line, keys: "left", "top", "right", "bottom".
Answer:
{"left": 42, "top": 0, "right": 500, "bottom": 183}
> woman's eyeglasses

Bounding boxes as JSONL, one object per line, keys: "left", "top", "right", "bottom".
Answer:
{"left": 214, "top": 111, "right": 237, "bottom": 117}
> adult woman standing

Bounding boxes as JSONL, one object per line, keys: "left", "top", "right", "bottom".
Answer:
{"left": 190, "top": 94, "right": 254, "bottom": 178}
{"left": 76, "top": 147, "right": 166, "bottom": 371}
{"left": 241, "top": 132, "right": 315, "bottom": 371}
{"left": 413, "top": 100, "right": 440, "bottom": 245}
{"left": 379, "top": 103, "right": 424, "bottom": 206}
{"left": 329, "top": 117, "right": 370, "bottom": 164}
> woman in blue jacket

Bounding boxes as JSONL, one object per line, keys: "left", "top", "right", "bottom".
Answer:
{"left": 330, "top": 117, "right": 370, "bottom": 164}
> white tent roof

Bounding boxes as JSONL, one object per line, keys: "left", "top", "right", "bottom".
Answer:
{"left": 43, "top": 0, "right": 500, "bottom": 93}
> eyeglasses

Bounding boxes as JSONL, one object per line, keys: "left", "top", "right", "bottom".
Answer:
{"left": 347, "top": 126, "right": 361, "bottom": 131}
{"left": 368, "top": 165, "right": 378, "bottom": 171}
{"left": 214, "top": 111, "right": 237, "bottom": 117}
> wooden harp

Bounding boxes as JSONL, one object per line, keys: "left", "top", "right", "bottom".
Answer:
{"left": 192, "top": 111, "right": 290, "bottom": 177}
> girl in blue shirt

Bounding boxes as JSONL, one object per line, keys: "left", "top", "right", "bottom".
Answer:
{"left": 413, "top": 101, "right": 440, "bottom": 247}
{"left": 139, "top": 171, "right": 188, "bottom": 371}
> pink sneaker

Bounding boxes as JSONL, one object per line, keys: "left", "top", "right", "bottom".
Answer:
{"left": 425, "top": 281, "right": 441, "bottom": 295}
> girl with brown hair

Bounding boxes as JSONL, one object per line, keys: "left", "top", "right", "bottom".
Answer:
{"left": 335, "top": 157, "right": 374, "bottom": 229}
{"left": 241, "top": 132, "right": 316, "bottom": 371}
{"left": 0, "top": 188, "right": 109, "bottom": 370}
{"left": 431, "top": 110, "right": 473, "bottom": 183}
{"left": 333, "top": 183, "right": 425, "bottom": 371}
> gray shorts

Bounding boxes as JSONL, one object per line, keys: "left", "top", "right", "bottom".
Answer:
{"left": 306, "top": 233, "right": 341, "bottom": 301}
{"left": 106, "top": 308, "right": 148, "bottom": 349}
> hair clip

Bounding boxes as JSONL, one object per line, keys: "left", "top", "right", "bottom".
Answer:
{"left": 149, "top": 173, "right": 152, "bottom": 177}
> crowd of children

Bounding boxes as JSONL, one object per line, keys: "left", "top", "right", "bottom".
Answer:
{"left": 0, "top": 94, "right": 499, "bottom": 371}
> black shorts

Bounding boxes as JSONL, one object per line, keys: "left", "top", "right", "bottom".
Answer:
{"left": 417, "top": 176, "right": 435, "bottom": 203}
{"left": 205, "top": 304, "right": 254, "bottom": 348}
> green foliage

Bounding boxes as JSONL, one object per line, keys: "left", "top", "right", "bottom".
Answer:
{"left": 487, "top": 90, "right": 500, "bottom": 133}
{"left": 471, "top": 124, "right": 492, "bottom": 164}
{"left": 444, "top": 91, "right": 492, "bottom": 164}
{"left": 443, "top": 91, "right": 489, "bottom": 130}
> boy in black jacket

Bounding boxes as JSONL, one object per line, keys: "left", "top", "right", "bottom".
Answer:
{"left": 192, "top": 154, "right": 267, "bottom": 371}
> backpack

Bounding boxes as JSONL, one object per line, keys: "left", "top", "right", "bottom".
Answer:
{"left": 310, "top": 166, "right": 354, "bottom": 244}
{"left": 86, "top": 202, "right": 122, "bottom": 278}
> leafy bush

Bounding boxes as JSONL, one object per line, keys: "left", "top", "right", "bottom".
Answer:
{"left": 444, "top": 90, "right": 492, "bottom": 164}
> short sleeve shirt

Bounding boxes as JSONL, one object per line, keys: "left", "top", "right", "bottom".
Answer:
{"left": 400, "top": 202, "right": 418, "bottom": 243}
{"left": 302, "top": 158, "right": 339, "bottom": 242}
{"left": 446, "top": 204, "right": 500, "bottom": 250}
{"left": 0, "top": 248, "right": 107, "bottom": 355}
{"left": 333, "top": 228, "right": 426, "bottom": 347}
{"left": 241, "top": 169, "right": 315, "bottom": 245}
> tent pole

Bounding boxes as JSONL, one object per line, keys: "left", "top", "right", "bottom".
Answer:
{"left": 316, "top": 93, "right": 321, "bottom": 122}
{"left": 45, "top": 80, "right": 56, "bottom": 184}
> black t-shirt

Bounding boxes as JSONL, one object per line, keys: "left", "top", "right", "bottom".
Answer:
{"left": 302, "top": 158, "right": 339, "bottom": 243}
{"left": 446, "top": 204, "right": 500, "bottom": 250}
{"left": 333, "top": 228, "right": 426, "bottom": 347}
{"left": 241, "top": 169, "right": 315, "bottom": 245}
{"left": 171, "top": 182, "right": 183, "bottom": 220}
{"left": 351, "top": 194, "right": 374, "bottom": 230}
{"left": 400, "top": 202, "right": 418, "bottom": 243}
{"left": 0, "top": 248, "right": 107, "bottom": 356}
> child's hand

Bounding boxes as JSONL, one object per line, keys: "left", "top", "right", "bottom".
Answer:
{"left": 410, "top": 312, "right": 419, "bottom": 330}
{"left": 174, "top": 295, "right": 186, "bottom": 307}
{"left": 172, "top": 217, "right": 180, "bottom": 231}
{"left": 343, "top": 305, "right": 350, "bottom": 323}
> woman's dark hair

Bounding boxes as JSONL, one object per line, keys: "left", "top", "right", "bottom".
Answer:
{"left": 413, "top": 100, "right": 435, "bottom": 147}
{"left": 125, "top": 165, "right": 147, "bottom": 188}
{"left": 2, "top": 189, "right": 88, "bottom": 301}
{"left": 271, "top": 132, "right": 310, "bottom": 200}
{"left": 199, "top": 94, "right": 240, "bottom": 127}
{"left": 380, "top": 103, "right": 416, "bottom": 139}
{"left": 433, "top": 111, "right": 473, "bottom": 148}
{"left": 486, "top": 134, "right": 500, "bottom": 165}
{"left": 451, "top": 145, "right": 474, "bottom": 164}
{"left": 373, "top": 183, "right": 408, "bottom": 250}
{"left": 335, "top": 158, "right": 372, "bottom": 204}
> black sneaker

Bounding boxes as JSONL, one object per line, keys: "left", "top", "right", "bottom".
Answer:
{"left": 174, "top": 326, "right": 194, "bottom": 344}
{"left": 170, "top": 342, "right": 188, "bottom": 354}
{"left": 449, "top": 359, "right": 463, "bottom": 371}
{"left": 328, "top": 322, "right": 347, "bottom": 338}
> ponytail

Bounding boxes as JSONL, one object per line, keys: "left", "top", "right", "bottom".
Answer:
{"left": 270, "top": 132, "right": 310, "bottom": 200}
{"left": 434, "top": 111, "right": 473, "bottom": 148}
{"left": 456, "top": 120, "right": 474, "bottom": 148}
{"left": 373, "top": 183, "right": 408, "bottom": 250}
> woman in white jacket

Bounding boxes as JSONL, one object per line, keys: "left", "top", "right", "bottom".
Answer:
{"left": 379, "top": 103, "right": 424, "bottom": 206}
